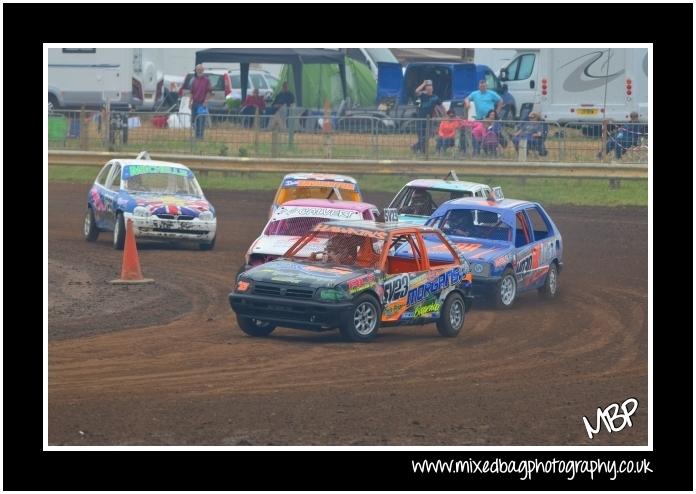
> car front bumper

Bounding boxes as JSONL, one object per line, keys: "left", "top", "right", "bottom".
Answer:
{"left": 126, "top": 213, "right": 216, "bottom": 242}
{"left": 229, "top": 292, "right": 354, "bottom": 331}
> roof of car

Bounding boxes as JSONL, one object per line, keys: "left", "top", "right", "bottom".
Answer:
{"left": 444, "top": 197, "right": 533, "bottom": 210}
{"left": 316, "top": 220, "right": 439, "bottom": 234}
{"left": 405, "top": 179, "right": 488, "bottom": 191}
{"left": 282, "top": 199, "right": 376, "bottom": 211}
{"left": 283, "top": 173, "right": 357, "bottom": 184}
{"left": 119, "top": 159, "right": 190, "bottom": 170}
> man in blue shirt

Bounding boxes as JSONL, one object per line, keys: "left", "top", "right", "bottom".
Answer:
{"left": 465, "top": 79, "right": 503, "bottom": 120}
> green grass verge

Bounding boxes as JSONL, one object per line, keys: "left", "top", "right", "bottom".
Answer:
{"left": 48, "top": 165, "right": 647, "bottom": 207}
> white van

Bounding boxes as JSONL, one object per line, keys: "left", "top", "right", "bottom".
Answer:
{"left": 497, "top": 48, "right": 648, "bottom": 122}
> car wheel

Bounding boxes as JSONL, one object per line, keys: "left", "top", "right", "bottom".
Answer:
{"left": 199, "top": 235, "right": 216, "bottom": 251}
{"left": 436, "top": 292, "right": 466, "bottom": 337}
{"left": 84, "top": 207, "right": 100, "bottom": 242}
{"left": 494, "top": 268, "right": 517, "bottom": 309}
{"left": 113, "top": 212, "right": 125, "bottom": 250}
{"left": 339, "top": 294, "right": 380, "bottom": 342}
{"left": 237, "top": 316, "right": 276, "bottom": 337}
{"left": 538, "top": 262, "right": 559, "bottom": 299}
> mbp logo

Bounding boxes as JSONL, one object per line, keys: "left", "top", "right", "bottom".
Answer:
{"left": 582, "top": 398, "right": 638, "bottom": 439}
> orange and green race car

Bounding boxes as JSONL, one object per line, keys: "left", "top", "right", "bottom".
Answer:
{"left": 230, "top": 220, "right": 473, "bottom": 342}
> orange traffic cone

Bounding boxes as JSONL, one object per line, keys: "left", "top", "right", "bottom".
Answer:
{"left": 110, "top": 218, "right": 154, "bottom": 284}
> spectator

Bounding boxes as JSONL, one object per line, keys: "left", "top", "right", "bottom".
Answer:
{"left": 598, "top": 111, "right": 647, "bottom": 160}
{"left": 189, "top": 64, "right": 213, "bottom": 139}
{"left": 512, "top": 112, "right": 547, "bottom": 155}
{"left": 472, "top": 110, "right": 502, "bottom": 156}
{"left": 240, "top": 88, "right": 266, "bottom": 128}
{"left": 162, "top": 81, "right": 180, "bottom": 109}
{"left": 435, "top": 109, "right": 465, "bottom": 154}
{"left": 263, "top": 81, "right": 295, "bottom": 128}
{"left": 465, "top": 79, "right": 503, "bottom": 120}
{"left": 411, "top": 79, "right": 442, "bottom": 153}
{"left": 497, "top": 84, "right": 516, "bottom": 122}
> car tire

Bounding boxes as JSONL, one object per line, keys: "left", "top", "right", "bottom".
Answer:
{"left": 199, "top": 235, "right": 216, "bottom": 251}
{"left": 436, "top": 292, "right": 466, "bottom": 337}
{"left": 339, "top": 293, "right": 381, "bottom": 342}
{"left": 113, "top": 212, "right": 125, "bottom": 250}
{"left": 84, "top": 207, "right": 100, "bottom": 242}
{"left": 237, "top": 316, "right": 276, "bottom": 337}
{"left": 494, "top": 268, "right": 517, "bottom": 309}
{"left": 538, "top": 262, "right": 559, "bottom": 299}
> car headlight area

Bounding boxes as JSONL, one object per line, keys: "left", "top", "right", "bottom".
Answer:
{"left": 133, "top": 206, "right": 150, "bottom": 217}
{"left": 198, "top": 211, "right": 214, "bottom": 221}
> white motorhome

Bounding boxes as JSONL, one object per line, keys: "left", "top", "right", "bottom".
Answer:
{"left": 497, "top": 48, "right": 648, "bottom": 123}
{"left": 48, "top": 48, "right": 164, "bottom": 110}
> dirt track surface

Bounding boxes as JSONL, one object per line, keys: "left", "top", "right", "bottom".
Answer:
{"left": 48, "top": 182, "right": 648, "bottom": 445}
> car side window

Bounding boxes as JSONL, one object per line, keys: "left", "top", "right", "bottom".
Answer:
{"left": 525, "top": 206, "right": 552, "bottom": 241}
{"left": 515, "top": 212, "right": 532, "bottom": 247}
{"left": 106, "top": 164, "right": 121, "bottom": 191}
{"left": 95, "top": 163, "right": 112, "bottom": 186}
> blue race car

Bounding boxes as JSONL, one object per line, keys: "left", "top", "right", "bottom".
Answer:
{"left": 84, "top": 153, "right": 217, "bottom": 250}
{"left": 425, "top": 196, "right": 563, "bottom": 308}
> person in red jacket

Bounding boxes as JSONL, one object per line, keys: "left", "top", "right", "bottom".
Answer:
{"left": 435, "top": 109, "right": 466, "bottom": 154}
{"left": 240, "top": 88, "right": 266, "bottom": 128}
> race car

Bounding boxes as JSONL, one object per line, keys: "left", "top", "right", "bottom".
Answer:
{"left": 386, "top": 172, "right": 495, "bottom": 224}
{"left": 243, "top": 199, "right": 380, "bottom": 271}
{"left": 84, "top": 153, "right": 217, "bottom": 250}
{"left": 270, "top": 173, "right": 363, "bottom": 217}
{"left": 426, "top": 196, "right": 563, "bottom": 308}
{"left": 230, "top": 221, "right": 473, "bottom": 342}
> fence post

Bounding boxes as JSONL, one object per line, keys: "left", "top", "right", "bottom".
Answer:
{"left": 371, "top": 118, "right": 379, "bottom": 159}
{"left": 424, "top": 117, "right": 431, "bottom": 160}
{"left": 271, "top": 127, "right": 279, "bottom": 157}
{"left": 600, "top": 119, "right": 608, "bottom": 162}
{"left": 80, "top": 107, "right": 89, "bottom": 150}
{"left": 518, "top": 137, "right": 527, "bottom": 162}
{"left": 190, "top": 115, "right": 194, "bottom": 154}
{"left": 103, "top": 102, "right": 110, "bottom": 149}
{"left": 287, "top": 111, "right": 295, "bottom": 150}
{"left": 253, "top": 107, "right": 260, "bottom": 154}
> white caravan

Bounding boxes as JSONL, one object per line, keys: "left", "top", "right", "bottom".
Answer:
{"left": 48, "top": 48, "right": 164, "bottom": 110}
{"left": 497, "top": 48, "right": 648, "bottom": 123}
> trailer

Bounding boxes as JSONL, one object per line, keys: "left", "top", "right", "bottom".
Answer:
{"left": 48, "top": 48, "right": 164, "bottom": 110}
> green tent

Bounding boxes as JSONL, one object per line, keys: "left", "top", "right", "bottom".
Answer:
{"left": 275, "top": 57, "right": 376, "bottom": 109}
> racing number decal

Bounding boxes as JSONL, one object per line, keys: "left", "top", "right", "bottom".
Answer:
{"left": 384, "top": 275, "right": 409, "bottom": 303}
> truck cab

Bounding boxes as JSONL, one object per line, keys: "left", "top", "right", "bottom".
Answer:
{"left": 377, "top": 61, "right": 502, "bottom": 107}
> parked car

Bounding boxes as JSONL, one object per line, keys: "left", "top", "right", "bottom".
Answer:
{"left": 229, "top": 69, "right": 280, "bottom": 101}
{"left": 426, "top": 196, "right": 563, "bottom": 308}
{"left": 243, "top": 198, "right": 380, "bottom": 271}
{"left": 387, "top": 174, "right": 495, "bottom": 224}
{"left": 84, "top": 152, "right": 217, "bottom": 250}
{"left": 230, "top": 220, "right": 473, "bottom": 341}
{"left": 270, "top": 173, "right": 363, "bottom": 217}
{"left": 180, "top": 68, "right": 232, "bottom": 113}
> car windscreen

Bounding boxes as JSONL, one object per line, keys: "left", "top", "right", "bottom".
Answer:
{"left": 277, "top": 186, "right": 362, "bottom": 204}
{"left": 123, "top": 166, "right": 202, "bottom": 197}
{"left": 289, "top": 231, "right": 384, "bottom": 269}
{"left": 264, "top": 216, "right": 329, "bottom": 236}
{"left": 393, "top": 187, "right": 471, "bottom": 216}
{"left": 440, "top": 209, "right": 512, "bottom": 242}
